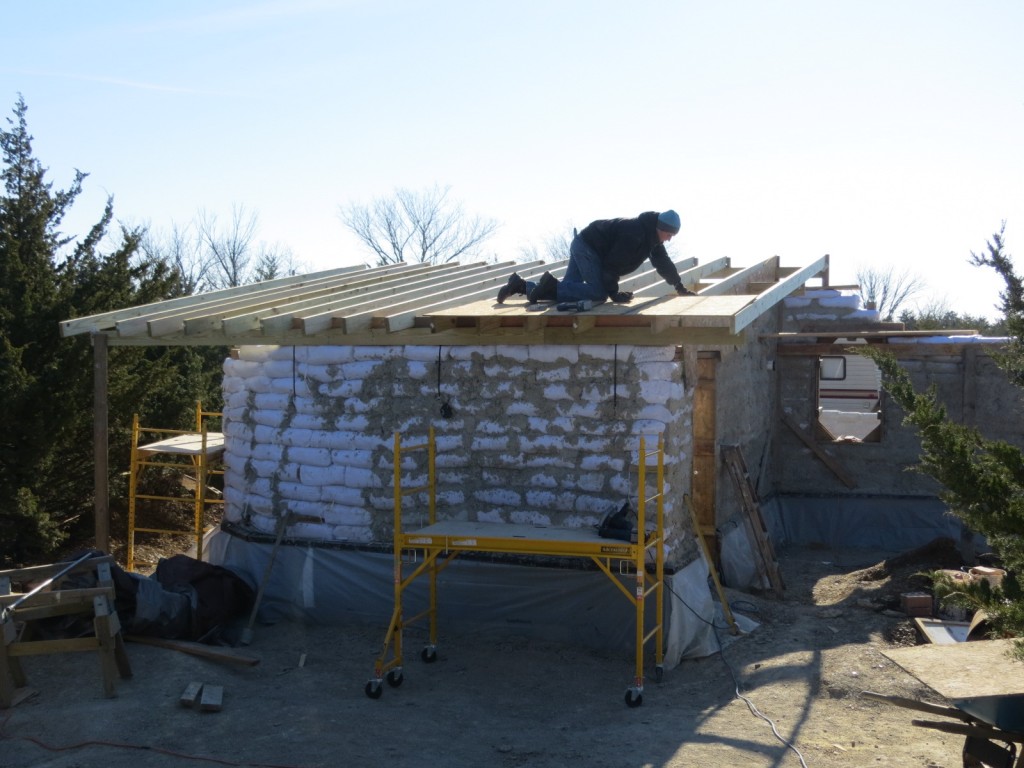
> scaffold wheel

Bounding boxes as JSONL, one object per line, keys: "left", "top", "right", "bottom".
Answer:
{"left": 421, "top": 645, "right": 438, "bottom": 663}
{"left": 364, "top": 680, "right": 383, "bottom": 699}
{"left": 624, "top": 688, "right": 643, "bottom": 708}
{"left": 386, "top": 669, "right": 404, "bottom": 687}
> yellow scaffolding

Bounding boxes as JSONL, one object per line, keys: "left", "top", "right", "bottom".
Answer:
{"left": 126, "top": 403, "right": 225, "bottom": 572}
{"left": 365, "top": 428, "right": 665, "bottom": 707}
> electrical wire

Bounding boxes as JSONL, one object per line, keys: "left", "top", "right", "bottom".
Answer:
{"left": 0, "top": 707, "right": 308, "bottom": 768}
{"left": 665, "top": 579, "right": 810, "bottom": 768}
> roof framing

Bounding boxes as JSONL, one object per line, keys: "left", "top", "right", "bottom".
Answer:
{"left": 61, "top": 255, "right": 830, "bottom": 347}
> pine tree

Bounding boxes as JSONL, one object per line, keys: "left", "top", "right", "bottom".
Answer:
{"left": 862, "top": 226, "right": 1024, "bottom": 650}
{"left": 0, "top": 96, "right": 223, "bottom": 566}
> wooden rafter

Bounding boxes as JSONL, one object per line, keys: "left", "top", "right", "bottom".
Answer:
{"left": 60, "top": 255, "right": 830, "bottom": 348}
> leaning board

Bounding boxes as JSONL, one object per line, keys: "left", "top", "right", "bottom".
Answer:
{"left": 883, "top": 638, "right": 1024, "bottom": 732}
{"left": 883, "top": 639, "right": 1024, "bottom": 699}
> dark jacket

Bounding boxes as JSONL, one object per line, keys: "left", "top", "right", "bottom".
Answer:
{"left": 577, "top": 211, "right": 682, "bottom": 297}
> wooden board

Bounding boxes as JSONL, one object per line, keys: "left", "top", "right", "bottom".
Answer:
{"left": 781, "top": 413, "right": 857, "bottom": 488}
{"left": 426, "top": 294, "right": 752, "bottom": 322}
{"left": 691, "top": 355, "right": 719, "bottom": 562}
{"left": 722, "top": 446, "right": 784, "bottom": 593}
{"left": 138, "top": 432, "right": 225, "bottom": 456}
{"left": 913, "top": 618, "right": 972, "bottom": 645}
{"left": 126, "top": 636, "right": 260, "bottom": 666}
{"left": 883, "top": 639, "right": 1024, "bottom": 699}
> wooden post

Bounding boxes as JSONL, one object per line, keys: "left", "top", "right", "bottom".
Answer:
{"left": 93, "top": 333, "right": 109, "bottom": 554}
{"left": 692, "top": 352, "right": 720, "bottom": 562}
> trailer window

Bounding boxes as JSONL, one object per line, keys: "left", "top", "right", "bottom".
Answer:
{"left": 816, "top": 341, "right": 881, "bottom": 443}
{"left": 819, "top": 356, "right": 846, "bottom": 381}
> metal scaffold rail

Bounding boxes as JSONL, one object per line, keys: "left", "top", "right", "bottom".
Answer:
{"left": 127, "top": 402, "right": 225, "bottom": 572}
{"left": 365, "top": 427, "right": 665, "bottom": 707}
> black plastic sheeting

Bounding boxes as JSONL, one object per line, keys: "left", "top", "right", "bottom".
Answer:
{"left": 767, "top": 495, "right": 970, "bottom": 551}
{"left": 205, "top": 530, "right": 737, "bottom": 667}
{"left": 45, "top": 551, "right": 254, "bottom": 644}
{"left": 719, "top": 494, "right": 981, "bottom": 591}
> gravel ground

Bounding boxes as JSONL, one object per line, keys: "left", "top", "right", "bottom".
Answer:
{"left": 0, "top": 544, "right": 977, "bottom": 768}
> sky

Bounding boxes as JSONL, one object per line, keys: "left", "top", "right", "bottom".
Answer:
{"left": 2, "top": 0, "right": 1023, "bottom": 320}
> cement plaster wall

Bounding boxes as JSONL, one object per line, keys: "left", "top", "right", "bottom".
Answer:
{"left": 219, "top": 343, "right": 706, "bottom": 569}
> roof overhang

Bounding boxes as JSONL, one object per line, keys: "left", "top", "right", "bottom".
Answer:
{"left": 61, "top": 254, "right": 830, "bottom": 348}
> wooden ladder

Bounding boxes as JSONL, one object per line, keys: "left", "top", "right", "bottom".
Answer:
{"left": 722, "top": 445, "right": 785, "bottom": 594}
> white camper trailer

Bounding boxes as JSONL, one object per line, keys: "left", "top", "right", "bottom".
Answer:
{"left": 817, "top": 340, "right": 882, "bottom": 440}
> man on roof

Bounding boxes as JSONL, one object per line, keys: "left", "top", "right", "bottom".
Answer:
{"left": 497, "top": 209, "right": 695, "bottom": 305}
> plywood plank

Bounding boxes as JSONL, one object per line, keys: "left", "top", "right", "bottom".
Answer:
{"left": 61, "top": 253, "right": 831, "bottom": 347}
{"left": 883, "top": 639, "right": 1024, "bottom": 699}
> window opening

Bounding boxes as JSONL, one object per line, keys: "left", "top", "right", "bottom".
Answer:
{"left": 816, "top": 339, "right": 882, "bottom": 443}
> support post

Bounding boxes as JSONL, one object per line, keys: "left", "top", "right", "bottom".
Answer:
{"left": 92, "top": 333, "right": 109, "bottom": 553}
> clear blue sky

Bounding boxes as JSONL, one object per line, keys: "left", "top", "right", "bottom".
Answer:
{"left": 3, "top": 0, "right": 1022, "bottom": 319}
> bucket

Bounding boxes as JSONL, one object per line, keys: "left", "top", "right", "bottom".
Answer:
{"left": 969, "top": 566, "right": 1006, "bottom": 588}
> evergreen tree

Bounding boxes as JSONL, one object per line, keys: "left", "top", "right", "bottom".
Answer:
{"left": 0, "top": 95, "right": 223, "bottom": 566}
{"left": 861, "top": 226, "right": 1024, "bottom": 650}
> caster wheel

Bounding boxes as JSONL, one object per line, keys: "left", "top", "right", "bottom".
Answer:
{"left": 421, "top": 646, "right": 438, "bottom": 663}
{"left": 386, "top": 669, "right": 404, "bottom": 688}
{"left": 625, "top": 689, "right": 643, "bottom": 708}
{"left": 365, "top": 680, "right": 383, "bottom": 699}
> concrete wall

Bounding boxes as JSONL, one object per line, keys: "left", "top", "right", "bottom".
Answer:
{"left": 772, "top": 290, "right": 1023, "bottom": 499}
{"left": 220, "top": 343, "right": 704, "bottom": 569}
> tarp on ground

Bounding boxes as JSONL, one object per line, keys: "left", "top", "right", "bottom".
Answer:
{"left": 206, "top": 529, "right": 737, "bottom": 667}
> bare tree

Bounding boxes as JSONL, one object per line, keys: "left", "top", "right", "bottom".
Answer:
{"left": 198, "top": 205, "right": 260, "bottom": 289}
{"left": 856, "top": 265, "right": 926, "bottom": 320}
{"left": 141, "top": 205, "right": 298, "bottom": 293}
{"left": 340, "top": 184, "right": 499, "bottom": 266}
{"left": 519, "top": 224, "right": 573, "bottom": 263}
{"left": 140, "top": 219, "right": 209, "bottom": 294}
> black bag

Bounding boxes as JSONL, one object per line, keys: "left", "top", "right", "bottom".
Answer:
{"left": 598, "top": 502, "right": 634, "bottom": 541}
{"left": 154, "top": 555, "right": 255, "bottom": 642}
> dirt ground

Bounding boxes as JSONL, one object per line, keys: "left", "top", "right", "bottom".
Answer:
{"left": 0, "top": 544, "right": 986, "bottom": 768}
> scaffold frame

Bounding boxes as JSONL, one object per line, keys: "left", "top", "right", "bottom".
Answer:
{"left": 127, "top": 402, "right": 225, "bottom": 571}
{"left": 365, "top": 428, "right": 665, "bottom": 707}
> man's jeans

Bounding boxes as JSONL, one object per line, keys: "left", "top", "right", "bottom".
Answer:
{"left": 559, "top": 236, "right": 608, "bottom": 303}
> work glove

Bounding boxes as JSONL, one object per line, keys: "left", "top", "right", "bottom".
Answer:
{"left": 675, "top": 283, "right": 695, "bottom": 296}
{"left": 611, "top": 291, "right": 634, "bottom": 303}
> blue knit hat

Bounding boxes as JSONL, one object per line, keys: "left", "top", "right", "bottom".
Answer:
{"left": 656, "top": 209, "right": 681, "bottom": 234}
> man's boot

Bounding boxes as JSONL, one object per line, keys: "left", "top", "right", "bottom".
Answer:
{"left": 497, "top": 272, "right": 528, "bottom": 304}
{"left": 528, "top": 272, "right": 559, "bottom": 303}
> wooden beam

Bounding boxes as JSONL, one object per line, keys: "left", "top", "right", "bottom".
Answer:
{"left": 781, "top": 412, "right": 858, "bottom": 488}
{"left": 572, "top": 316, "right": 597, "bottom": 334}
{"left": 306, "top": 262, "right": 542, "bottom": 335}
{"left": 92, "top": 333, "right": 109, "bottom": 553}
{"left": 731, "top": 254, "right": 830, "bottom": 334}
{"left": 777, "top": 342, "right": 1000, "bottom": 358}
{"left": 126, "top": 635, "right": 260, "bottom": 666}
{"left": 149, "top": 264, "right": 443, "bottom": 338}
{"left": 64, "top": 264, "right": 373, "bottom": 338}
{"left": 62, "top": 254, "right": 832, "bottom": 348}
{"left": 768, "top": 329, "right": 977, "bottom": 339}
{"left": 697, "top": 256, "right": 780, "bottom": 296}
